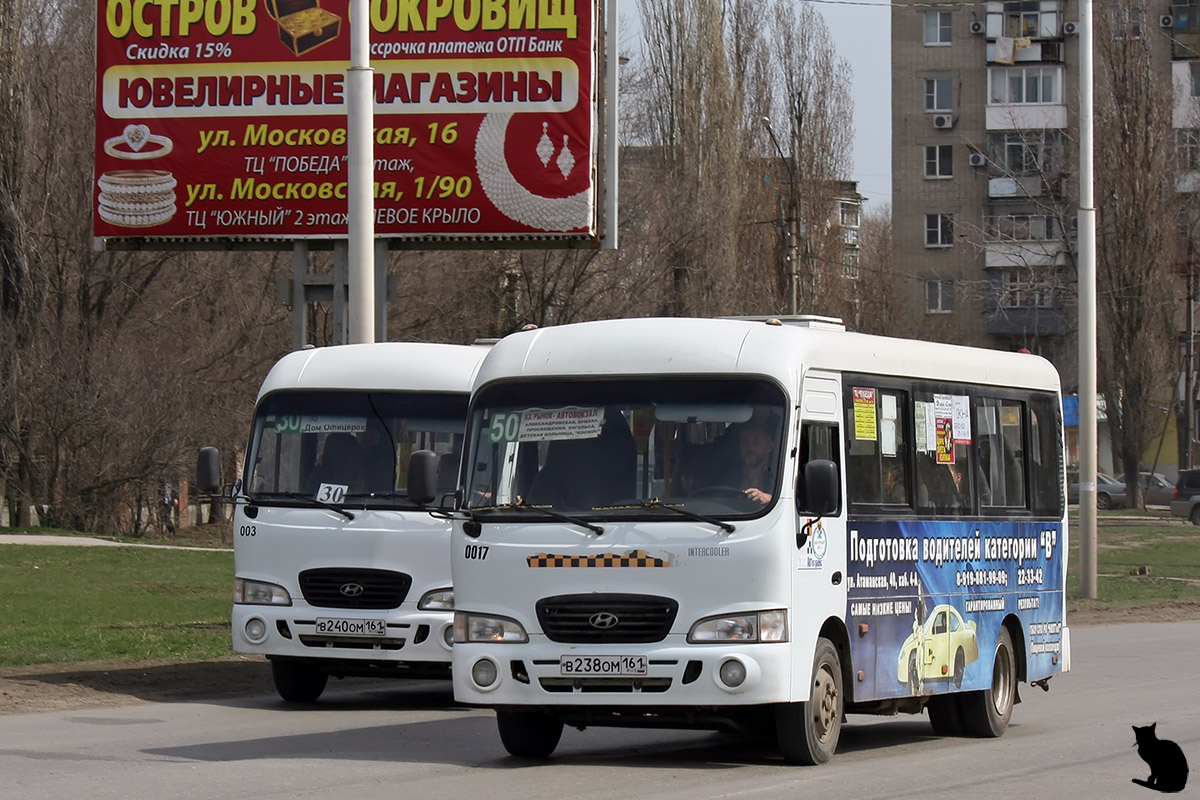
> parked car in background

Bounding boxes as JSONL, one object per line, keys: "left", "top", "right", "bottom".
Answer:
{"left": 1067, "top": 470, "right": 1128, "bottom": 509}
{"left": 1170, "top": 469, "right": 1200, "bottom": 524}
{"left": 1139, "top": 472, "right": 1175, "bottom": 506}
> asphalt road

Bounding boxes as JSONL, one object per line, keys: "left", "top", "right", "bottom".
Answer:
{"left": 3, "top": 621, "right": 1198, "bottom": 800}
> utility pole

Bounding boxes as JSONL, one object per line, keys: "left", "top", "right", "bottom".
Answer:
{"left": 763, "top": 117, "right": 799, "bottom": 315}
{"left": 1187, "top": 267, "right": 1195, "bottom": 469}
{"left": 1078, "top": 0, "right": 1098, "bottom": 599}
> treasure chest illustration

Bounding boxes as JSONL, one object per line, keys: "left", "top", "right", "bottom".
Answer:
{"left": 266, "top": 0, "right": 342, "bottom": 57}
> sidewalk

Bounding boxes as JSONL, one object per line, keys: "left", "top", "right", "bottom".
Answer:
{"left": 0, "top": 534, "right": 230, "bottom": 552}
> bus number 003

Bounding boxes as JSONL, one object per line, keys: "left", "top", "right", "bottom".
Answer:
{"left": 464, "top": 544, "right": 489, "bottom": 560}
{"left": 239, "top": 525, "right": 256, "bottom": 536}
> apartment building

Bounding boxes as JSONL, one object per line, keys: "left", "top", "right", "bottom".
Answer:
{"left": 891, "top": 0, "right": 1187, "bottom": 378}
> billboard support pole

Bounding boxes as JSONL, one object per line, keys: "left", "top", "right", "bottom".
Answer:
{"left": 600, "top": 0, "right": 619, "bottom": 250}
{"left": 292, "top": 241, "right": 309, "bottom": 350}
{"left": 347, "top": 0, "right": 375, "bottom": 344}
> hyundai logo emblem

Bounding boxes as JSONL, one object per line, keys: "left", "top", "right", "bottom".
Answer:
{"left": 340, "top": 583, "right": 365, "bottom": 597}
{"left": 589, "top": 612, "right": 619, "bottom": 629}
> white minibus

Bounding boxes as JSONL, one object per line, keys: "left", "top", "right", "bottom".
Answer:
{"left": 447, "top": 316, "right": 1069, "bottom": 763}
{"left": 199, "top": 342, "right": 487, "bottom": 702}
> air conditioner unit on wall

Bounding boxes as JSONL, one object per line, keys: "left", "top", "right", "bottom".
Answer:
{"left": 933, "top": 114, "right": 956, "bottom": 129}
{"left": 1162, "top": 14, "right": 1175, "bottom": 28}
{"left": 1063, "top": 21, "right": 1079, "bottom": 35}
{"left": 969, "top": 152, "right": 987, "bottom": 167}
{"left": 970, "top": 20, "right": 985, "bottom": 34}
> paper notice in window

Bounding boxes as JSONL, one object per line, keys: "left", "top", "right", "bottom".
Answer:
{"left": 518, "top": 407, "right": 605, "bottom": 441}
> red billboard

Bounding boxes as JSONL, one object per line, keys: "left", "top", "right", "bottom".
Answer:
{"left": 94, "top": 0, "right": 598, "bottom": 242}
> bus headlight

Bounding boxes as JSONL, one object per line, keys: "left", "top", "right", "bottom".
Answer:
{"left": 688, "top": 610, "right": 788, "bottom": 643}
{"left": 454, "top": 611, "right": 528, "bottom": 643}
{"left": 234, "top": 578, "right": 292, "bottom": 606}
{"left": 418, "top": 589, "right": 455, "bottom": 611}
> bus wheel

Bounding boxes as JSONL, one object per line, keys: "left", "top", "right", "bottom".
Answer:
{"left": 496, "top": 710, "right": 563, "bottom": 759}
{"left": 271, "top": 659, "right": 328, "bottom": 703}
{"left": 960, "top": 627, "right": 1016, "bottom": 737}
{"left": 776, "top": 637, "right": 842, "bottom": 765}
{"left": 926, "top": 694, "right": 964, "bottom": 736}
{"left": 952, "top": 649, "right": 965, "bottom": 688}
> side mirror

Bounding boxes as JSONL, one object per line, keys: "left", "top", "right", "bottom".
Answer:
{"left": 196, "top": 447, "right": 222, "bottom": 495}
{"left": 407, "top": 449, "right": 439, "bottom": 506}
{"left": 797, "top": 459, "right": 839, "bottom": 517}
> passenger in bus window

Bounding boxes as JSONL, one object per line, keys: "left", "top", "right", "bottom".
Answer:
{"left": 942, "top": 460, "right": 970, "bottom": 513}
{"left": 307, "top": 433, "right": 363, "bottom": 493}
{"left": 882, "top": 459, "right": 908, "bottom": 504}
{"left": 358, "top": 418, "right": 396, "bottom": 493}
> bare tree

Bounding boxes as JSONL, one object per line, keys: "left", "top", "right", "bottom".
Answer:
{"left": 631, "top": 0, "right": 853, "bottom": 317}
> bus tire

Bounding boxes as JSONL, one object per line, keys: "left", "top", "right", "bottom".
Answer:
{"left": 776, "top": 637, "right": 842, "bottom": 765}
{"left": 496, "top": 709, "right": 563, "bottom": 758}
{"left": 960, "top": 627, "right": 1016, "bottom": 738}
{"left": 271, "top": 659, "right": 328, "bottom": 703}
{"left": 926, "top": 694, "right": 964, "bottom": 736}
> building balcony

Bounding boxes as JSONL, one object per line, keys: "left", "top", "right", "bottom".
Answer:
{"left": 986, "top": 306, "right": 1067, "bottom": 337}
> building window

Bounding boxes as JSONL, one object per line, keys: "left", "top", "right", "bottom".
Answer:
{"left": 999, "top": 270, "right": 1060, "bottom": 308}
{"left": 1002, "top": 1, "right": 1042, "bottom": 38}
{"left": 1178, "top": 130, "right": 1200, "bottom": 171}
{"left": 984, "top": 213, "right": 1062, "bottom": 242}
{"left": 1191, "top": 63, "right": 1200, "bottom": 97}
{"left": 925, "top": 213, "right": 954, "bottom": 247}
{"left": 924, "top": 78, "right": 953, "bottom": 112}
{"left": 925, "top": 144, "right": 954, "bottom": 178}
{"left": 926, "top": 280, "right": 955, "bottom": 313}
{"left": 925, "top": 11, "right": 952, "bottom": 44}
{"left": 843, "top": 251, "right": 860, "bottom": 280}
{"left": 987, "top": 130, "right": 1064, "bottom": 176}
{"left": 988, "top": 66, "right": 1062, "bottom": 105}
{"left": 840, "top": 202, "right": 860, "bottom": 227}
{"left": 1110, "top": 7, "right": 1143, "bottom": 38}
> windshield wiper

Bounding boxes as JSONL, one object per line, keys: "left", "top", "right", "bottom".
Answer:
{"left": 603, "top": 498, "right": 735, "bottom": 533}
{"left": 343, "top": 491, "right": 424, "bottom": 509}
{"left": 472, "top": 500, "right": 603, "bottom": 535}
{"left": 278, "top": 492, "right": 355, "bottom": 521}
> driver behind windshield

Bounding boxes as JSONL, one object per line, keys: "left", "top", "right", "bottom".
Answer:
{"left": 683, "top": 408, "right": 779, "bottom": 505}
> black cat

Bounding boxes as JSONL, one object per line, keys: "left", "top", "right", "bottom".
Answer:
{"left": 1132, "top": 723, "right": 1189, "bottom": 793}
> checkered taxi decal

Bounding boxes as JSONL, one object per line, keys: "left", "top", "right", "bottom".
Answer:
{"left": 527, "top": 550, "right": 671, "bottom": 568}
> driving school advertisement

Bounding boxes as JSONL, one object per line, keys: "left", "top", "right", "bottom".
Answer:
{"left": 94, "top": 0, "right": 597, "bottom": 240}
{"left": 845, "top": 519, "right": 1064, "bottom": 702}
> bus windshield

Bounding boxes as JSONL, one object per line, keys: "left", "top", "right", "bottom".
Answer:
{"left": 464, "top": 378, "right": 787, "bottom": 519}
{"left": 245, "top": 390, "right": 468, "bottom": 509}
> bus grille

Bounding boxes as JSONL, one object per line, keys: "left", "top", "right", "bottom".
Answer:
{"left": 298, "top": 568, "right": 412, "bottom": 609}
{"left": 536, "top": 594, "right": 678, "bottom": 643}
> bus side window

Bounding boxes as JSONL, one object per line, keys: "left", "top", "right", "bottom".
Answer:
{"left": 1028, "top": 395, "right": 1064, "bottom": 516}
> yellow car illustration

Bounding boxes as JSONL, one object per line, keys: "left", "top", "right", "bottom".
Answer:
{"left": 896, "top": 603, "right": 979, "bottom": 695}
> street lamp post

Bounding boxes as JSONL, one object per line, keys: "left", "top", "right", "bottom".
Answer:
{"left": 763, "top": 117, "right": 799, "bottom": 315}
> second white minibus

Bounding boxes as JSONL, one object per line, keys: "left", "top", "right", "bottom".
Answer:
{"left": 448, "top": 316, "right": 1069, "bottom": 764}
{"left": 200, "top": 342, "right": 487, "bottom": 702}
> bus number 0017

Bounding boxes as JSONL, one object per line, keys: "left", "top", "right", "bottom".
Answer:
{"left": 464, "top": 544, "right": 489, "bottom": 560}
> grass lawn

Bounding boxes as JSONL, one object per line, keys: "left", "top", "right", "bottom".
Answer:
{"left": 2, "top": 512, "right": 1199, "bottom": 670}
{"left": 0, "top": 543, "right": 232, "bottom": 668}
{"left": 1067, "top": 509, "right": 1200, "bottom": 612}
